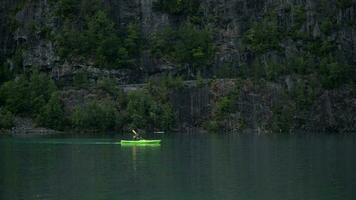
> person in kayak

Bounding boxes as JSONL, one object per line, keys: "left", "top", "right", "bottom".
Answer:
{"left": 132, "top": 129, "right": 142, "bottom": 140}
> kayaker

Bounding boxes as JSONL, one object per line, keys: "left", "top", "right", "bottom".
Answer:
{"left": 132, "top": 129, "right": 142, "bottom": 140}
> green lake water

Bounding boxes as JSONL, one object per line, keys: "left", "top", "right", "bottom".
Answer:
{"left": 0, "top": 133, "right": 355, "bottom": 200}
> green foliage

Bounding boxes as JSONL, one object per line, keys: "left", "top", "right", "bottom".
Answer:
{"left": 96, "top": 36, "right": 123, "bottom": 68}
{"left": 96, "top": 23, "right": 140, "bottom": 68}
{"left": 28, "top": 71, "right": 57, "bottom": 114}
{"left": 86, "top": 10, "right": 116, "bottom": 47}
{"left": 0, "top": 75, "right": 28, "bottom": 113}
{"left": 54, "top": 0, "right": 141, "bottom": 69}
{"left": 319, "top": 58, "right": 351, "bottom": 89}
{"left": 203, "top": 120, "right": 220, "bottom": 133}
{"left": 288, "top": 54, "right": 315, "bottom": 75}
{"left": 96, "top": 77, "right": 121, "bottom": 97}
{"left": 212, "top": 80, "right": 241, "bottom": 118}
{"left": 0, "top": 63, "right": 13, "bottom": 84}
{"left": 56, "top": 9, "right": 116, "bottom": 59}
{"left": 336, "top": 0, "right": 353, "bottom": 9}
{"left": 124, "top": 23, "right": 141, "bottom": 59}
{"left": 196, "top": 71, "right": 206, "bottom": 87}
{"left": 73, "top": 71, "right": 90, "bottom": 88}
{"left": 205, "top": 79, "right": 247, "bottom": 132}
{"left": 0, "top": 108, "right": 14, "bottom": 129}
{"left": 216, "top": 97, "right": 233, "bottom": 118}
{"left": 304, "top": 39, "right": 335, "bottom": 57}
{"left": 55, "top": 0, "right": 79, "bottom": 20}
{"left": 240, "top": 1, "right": 352, "bottom": 91}
{"left": 240, "top": 58, "right": 286, "bottom": 80}
{"left": 71, "top": 100, "right": 119, "bottom": 131}
{"left": 175, "top": 23, "right": 215, "bottom": 68}
{"left": 291, "top": 5, "right": 306, "bottom": 31}
{"left": 153, "top": 0, "right": 200, "bottom": 16}
{"left": 161, "top": 74, "right": 184, "bottom": 89}
{"left": 146, "top": 75, "right": 184, "bottom": 102}
{"left": 290, "top": 80, "right": 317, "bottom": 110}
{"left": 320, "top": 17, "right": 337, "bottom": 34}
{"left": 150, "top": 23, "right": 214, "bottom": 71}
{"left": 127, "top": 90, "right": 174, "bottom": 130}
{"left": 215, "top": 63, "right": 239, "bottom": 79}
{"left": 265, "top": 60, "right": 286, "bottom": 81}
{"left": 244, "top": 12, "right": 282, "bottom": 54}
{"left": 270, "top": 102, "right": 296, "bottom": 133}
{"left": 0, "top": 71, "right": 56, "bottom": 115}
{"left": 12, "top": 48, "right": 24, "bottom": 71}
{"left": 37, "top": 92, "right": 66, "bottom": 130}
{"left": 96, "top": 77, "right": 127, "bottom": 109}
{"left": 55, "top": 22, "right": 83, "bottom": 58}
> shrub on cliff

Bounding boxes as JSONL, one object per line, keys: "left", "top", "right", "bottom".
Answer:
{"left": 336, "top": 0, "right": 353, "bottom": 9}
{"left": 55, "top": 0, "right": 141, "bottom": 69}
{"left": 73, "top": 71, "right": 90, "bottom": 88}
{"left": 71, "top": 100, "right": 119, "bottom": 131}
{"left": 127, "top": 90, "right": 174, "bottom": 130}
{"left": 270, "top": 102, "right": 296, "bottom": 133}
{"left": 0, "top": 71, "right": 56, "bottom": 115}
{"left": 150, "top": 23, "right": 214, "bottom": 73}
{"left": 55, "top": 0, "right": 80, "bottom": 20}
{"left": 215, "top": 97, "right": 234, "bottom": 118}
{"left": 319, "top": 58, "right": 352, "bottom": 89}
{"left": 153, "top": 0, "right": 200, "bottom": 16}
{"left": 244, "top": 16, "right": 282, "bottom": 54}
{"left": 36, "top": 92, "right": 66, "bottom": 130}
{"left": 96, "top": 24, "right": 140, "bottom": 69}
{"left": 0, "top": 75, "right": 28, "bottom": 113}
{"left": 146, "top": 75, "right": 184, "bottom": 102}
{"left": 0, "top": 63, "right": 13, "bottom": 85}
{"left": 97, "top": 77, "right": 123, "bottom": 97}
{"left": 0, "top": 108, "right": 14, "bottom": 129}
{"left": 28, "top": 71, "right": 57, "bottom": 114}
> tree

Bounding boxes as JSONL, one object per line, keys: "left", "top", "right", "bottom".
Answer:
{"left": 56, "top": 0, "right": 79, "bottom": 20}
{"left": 0, "top": 71, "right": 57, "bottom": 115}
{"left": 97, "top": 36, "right": 121, "bottom": 68}
{"left": 0, "top": 75, "right": 29, "bottom": 114}
{"left": 153, "top": 0, "right": 201, "bottom": 16}
{"left": 0, "top": 63, "right": 13, "bottom": 84}
{"left": 150, "top": 23, "right": 215, "bottom": 73}
{"left": 175, "top": 23, "right": 214, "bottom": 69}
{"left": 71, "top": 100, "right": 118, "bottom": 131}
{"left": 0, "top": 108, "right": 14, "bottom": 129}
{"left": 28, "top": 71, "right": 57, "bottom": 114}
{"left": 124, "top": 23, "right": 141, "bottom": 58}
{"left": 37, "top": 92, "right": 66, "bottom": 130}
{"left": 127, "top": 90, "right": 174, "bottom": 130}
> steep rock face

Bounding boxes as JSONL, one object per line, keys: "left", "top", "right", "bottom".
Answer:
{"left": 168, "top": 79, "right": 355, "bottom": 132}
{"left": 103, "top": 0, "right": 168, "bottom": 32}
{"left": 170, "top": 85, "right": 211, "bottom": 129}
{"left": 0, "top": 1, "right": 55, "bottom": 69}
{"left": 1, "top": 0, "right": 355, "bottom": 132}
{"left": 2, "top": 0, "right": 355, "bottom": 73}
{"left": 1, "top": 0, "right": 172, "bottom": 80}
{"left": 0, "top": 0, "right": 23, "bottom": 62}
{"left": 103, "top": 0, "right": 169, "bottom": 34}
{"left": 205, "top": 0, "right": 356, "bottom": 68}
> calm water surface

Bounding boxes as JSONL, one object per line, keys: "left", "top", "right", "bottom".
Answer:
{"left": 0, "top": 133, "right": 356, "bottom": 200}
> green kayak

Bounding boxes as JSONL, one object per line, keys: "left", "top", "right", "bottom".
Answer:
{"left": 120, "top": 140, "right": 161, "bottom": 145}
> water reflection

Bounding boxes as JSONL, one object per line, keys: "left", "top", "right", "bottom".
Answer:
{"left": 0, "top": 134, "right": 355, "bottom": 200}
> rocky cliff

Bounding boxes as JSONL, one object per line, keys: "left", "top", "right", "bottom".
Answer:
{"left": 2, "top": 0, "right": 354, "bottom": 74}
{"left": 0, "top": 0, "right": 355, "bottom": 133}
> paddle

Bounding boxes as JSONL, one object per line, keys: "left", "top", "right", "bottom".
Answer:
{"left": 132, "top": 129, "right": 142, "bottom": 140}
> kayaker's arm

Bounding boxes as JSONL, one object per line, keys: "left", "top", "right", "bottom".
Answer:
{"left": 132, "top": 130, "right": 138, "bottom": 135}
{"left": 132, "top": 129, "right": 142, "bottom": 140}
